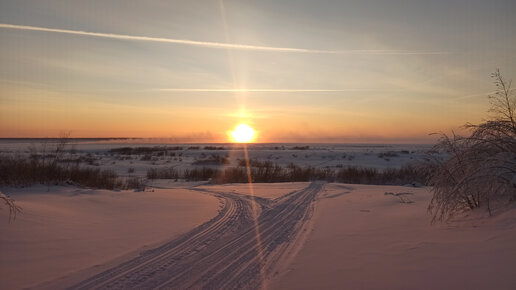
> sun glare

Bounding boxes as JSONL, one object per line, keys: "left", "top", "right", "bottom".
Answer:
{"left": 231, "top": 124, "right": 256, "bottom": 143}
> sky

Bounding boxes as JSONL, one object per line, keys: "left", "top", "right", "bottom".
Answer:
{"left": 0, "top": 0, "right": 515, "bottom": 143}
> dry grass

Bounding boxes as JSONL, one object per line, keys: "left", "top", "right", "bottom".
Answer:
{"left": 0, "top": 155, "right": 140, "bottom": 190}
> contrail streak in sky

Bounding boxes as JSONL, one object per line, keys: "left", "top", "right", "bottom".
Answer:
{"left": 0, "top": 23, "right": 448, "bottom": 55}
{"left": 155, "top": 88, "right": 389, "bottom": 92}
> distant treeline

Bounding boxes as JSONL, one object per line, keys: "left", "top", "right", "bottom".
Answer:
{"left": 148, "top": 160, "right": 429, "bottom": 185}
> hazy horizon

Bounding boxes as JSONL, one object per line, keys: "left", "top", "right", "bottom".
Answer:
{"left": 0, "top": 136, "right": 436, "bottom": 145}
{"left": 1, "top": 0, "right": 515, "bottom": 143}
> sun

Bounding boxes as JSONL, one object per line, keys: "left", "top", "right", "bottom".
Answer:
{"left": 230, "top": 124, "right": 256, "bottom": 143}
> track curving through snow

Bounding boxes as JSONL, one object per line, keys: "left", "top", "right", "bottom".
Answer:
{"left": 71, "top": 181, "right": 324, "bottom": 290}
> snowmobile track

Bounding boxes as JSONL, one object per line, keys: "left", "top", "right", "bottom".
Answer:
{"left": 71, "top": 181, "right": 324, "bottom": 290}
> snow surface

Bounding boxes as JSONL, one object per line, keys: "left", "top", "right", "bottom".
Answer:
{"left": 197, "top": 182, "right": 311, "bottom": 199}
{"left": 1, "top": 182, "right": 515, "bottom": 289}
{"left": 0, "top": 185, "right": 219, "bottom": 289}
{"left": 0, "top": 141, "right": 434, "bottom": 179}
{"left": 271, "top": 183, "right": 516, "bottom": 290}
{"left": 0, "top": 141, "right": 513, "bottom": 289}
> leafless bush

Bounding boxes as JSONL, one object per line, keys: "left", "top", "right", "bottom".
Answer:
{"left": 125, "top": 177, "right": 146, "bottom": 191}
{"left": 336, "top": 165, "right": 427, "bottom": 185}
{"left": 428, "top": 70, "right": 516, "bottom": 222}
{"left": 26, "top": 132, "right": 74, "bottom": 181}
{"left": 1, "top": 191, "right": 22, "bottom": 223}
{"left": 184, "top": 167, "right": 219, "bottom": 181}
{"left": 147, "top": 167, "right": 179, "bottom": 179}
{"left": 177, "top": 162, "right": 426, "bottom": 185}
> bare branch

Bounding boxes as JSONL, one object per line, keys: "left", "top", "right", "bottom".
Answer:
{"left": 428, "top": 70, "right": 516, "bottom": 222}
{"left": 0, "top": 191, "right": 22, "bottom": 223}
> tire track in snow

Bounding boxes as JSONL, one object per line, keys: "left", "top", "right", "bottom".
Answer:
{"left": 71, "top": 181, "right": 324, "bottom": 290}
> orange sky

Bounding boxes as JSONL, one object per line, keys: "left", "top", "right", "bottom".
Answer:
{"left": 0, "top": 1, "right": 514, "bottom": 143}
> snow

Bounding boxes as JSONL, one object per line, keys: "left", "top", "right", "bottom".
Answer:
{"left": 0, "top": 185, "right": 219, "bottom": 289}
{"left": 197, "top": 182, "right": 311, "bottom": 199}
{"left": 0, "top": 140, "right": 514, "bottom": 289}
{"left": 0, "top": 142, "right": 434, "bottom": 179}
{"left": 271, "top": 183, "right": 516, "bottom": 290}
{"left": 1, "top": 182, "right": 515, "bottom": 289}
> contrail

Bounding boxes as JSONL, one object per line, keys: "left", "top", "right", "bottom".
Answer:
{"left": 155, "top": 88, "right": 389, "bottom": 92}
{"left": 0, "top": 23, "right": 447, "bottom": 55}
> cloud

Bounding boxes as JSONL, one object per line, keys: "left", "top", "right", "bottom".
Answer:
{"left": 0, "top": 23, "right": 448, "bottom": 55}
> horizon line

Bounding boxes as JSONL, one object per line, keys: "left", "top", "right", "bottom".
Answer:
{"left": 0, "top": 136, "right": 435, "bottom": 144}
{"left": 0, "top": 137, "right": 435, "bottom": 145}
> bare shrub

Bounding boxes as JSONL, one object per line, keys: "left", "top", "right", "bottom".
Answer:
{"left": 335, "top": 165, "right": 426, "bottom": 185}
{"left": 184, "top": 167, "right": 219, "bottom": 181}
{"left": 70, "top": 167, "right": 120, "bottom": 190}
{"left": 428, "top": 70, "right": 516, "bottom": 222}
{"left": 214, "top": 167, "right": 248, "bottom": 183}
{"left": 147, "top": 167, "right": 179, "bottom": 179}
{"left": 1, "top": 191, "right": 22, "bottom": 222}
{"left": 179, "top": 163, "right": 425, "bottom": 185}
{"left": 125, "top": 177, "right": 146, "bottom": 191}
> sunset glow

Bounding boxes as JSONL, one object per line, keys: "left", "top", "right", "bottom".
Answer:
{"left": 230, "top": 124, "right": 256, "bottom": 143}
{"left": 1, "top": 2, "right": 516, "bottom": 290}
{"left": 0, "top": 1, "right": 514, "bottom": 143}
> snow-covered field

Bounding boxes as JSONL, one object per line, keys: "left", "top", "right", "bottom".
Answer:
{"left": 271, "top": 183, "right": 516, "bottom": 290}
{"left": 0, "top": 140, "right": 433, "bottom": 178}
{"left": 1, "top": 141, "right": 514, "bottom": 289}
{"left": 0, "top": 185, "right": 219, "bottom": 289}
